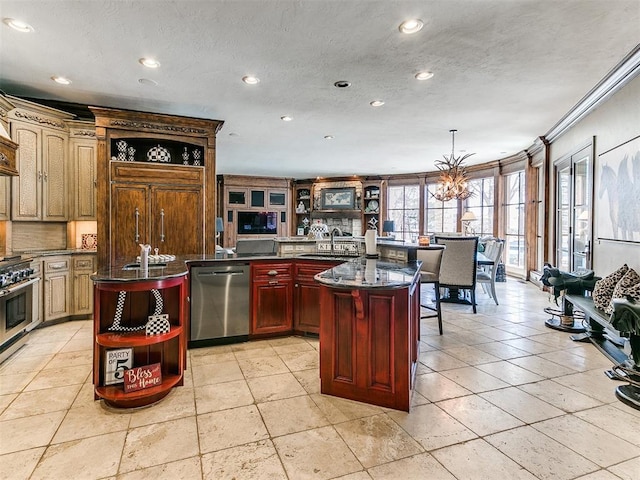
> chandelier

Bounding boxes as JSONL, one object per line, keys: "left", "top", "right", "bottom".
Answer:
{"left": 432, "top": 129, "right": 474, "bottom": 202}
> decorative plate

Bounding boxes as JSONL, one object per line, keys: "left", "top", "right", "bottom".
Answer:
{"left": 367, "top": 199, "right": 379, "bottom": 212}
{"left": 147, "top": 145, "right": 171, "bottom": 163}
{"left": 81, "top": 233, "right": 97, "bottom": 250}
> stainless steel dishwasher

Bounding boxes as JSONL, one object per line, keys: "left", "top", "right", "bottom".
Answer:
{"left": 190, "top": 263, "right": 250, "bottom": 346}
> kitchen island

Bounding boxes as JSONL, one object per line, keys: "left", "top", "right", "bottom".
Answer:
{"left": 315, "top": 258, "right": 422, "bottom": 411}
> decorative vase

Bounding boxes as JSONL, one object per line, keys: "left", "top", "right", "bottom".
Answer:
{"left": 127, "top": 146, "right": 135, "bottom": 162}
{"left": 116, "top": 140, "right": 127, "bottom": 161}
{"left": 192, "top": 149, "right": 201, "bottom": 166}
{"left": 182, "top": 147, "right": 190, "bottom": 165}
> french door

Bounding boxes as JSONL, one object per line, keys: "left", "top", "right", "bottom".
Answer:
{"left": 555, "top": 143, "right": 593, "bottom": 271}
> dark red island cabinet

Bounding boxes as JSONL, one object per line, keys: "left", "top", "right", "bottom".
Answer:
{"left": 319, "top": 275, "right": 421, "bottom": 412}
{"left": 293, "top": 260, "right": 340, "bottom": 335}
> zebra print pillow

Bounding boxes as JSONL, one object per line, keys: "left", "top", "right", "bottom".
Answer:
{"left": 592, "top": 264, "right": 628, "bottom": 312}
{"left": 607, "top": 268, "right": 640, "bottom": 314}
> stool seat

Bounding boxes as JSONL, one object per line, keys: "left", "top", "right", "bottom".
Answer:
{"left": 417, "top": 248, "right": 445, "bottom": 335}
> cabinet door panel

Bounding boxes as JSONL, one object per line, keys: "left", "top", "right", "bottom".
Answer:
{"left": 11, "top": 126, "right": 40, "bottom": 220}
{"left": 111, "top": 184, "right": 149, "bottom": 262}
{"left": 0, "top": 177, "right": 9, "bottom": 220}
{"left": 252, "top": 280, "right": 293, "bottom": 334}
{"left": 74, "top": 271, "right": 93, "bottom": 315}
{"left": 74, "top": 142, "right": 97, "bottom": 219}
{"left": 294, "top": 283, "right": 321, "bottom": 333}
{"left": 151, "top": 185, "right": 203, "bottom": 255}
{"left": 45, "top": 272, "right": 70, "bottom": 321}
{"left": 42, "top": 131, "right": 67, "bottom": 220}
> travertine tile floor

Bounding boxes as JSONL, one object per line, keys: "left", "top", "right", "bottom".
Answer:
{"left": 1, "top": 280, "right": 640, "bottom": 479}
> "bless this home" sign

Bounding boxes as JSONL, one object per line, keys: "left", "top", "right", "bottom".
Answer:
{"left": 123, "top": 363, "right": 162, "bottom": 393}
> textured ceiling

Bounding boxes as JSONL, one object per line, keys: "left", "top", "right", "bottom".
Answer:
{"left": 1, "top": 1, "right": 639, "bottom": 178}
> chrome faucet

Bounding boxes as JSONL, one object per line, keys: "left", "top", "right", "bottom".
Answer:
{"left": 330, "top": 227, "right": 342, "bottom": 253}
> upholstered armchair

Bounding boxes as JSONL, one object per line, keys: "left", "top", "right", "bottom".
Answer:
{"left": 434, "top": 236, "right": 479, "bottom": 313}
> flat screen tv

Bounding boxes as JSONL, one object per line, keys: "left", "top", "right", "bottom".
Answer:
{"left": 237, "top": 211, "right": 278, "bottom": 235}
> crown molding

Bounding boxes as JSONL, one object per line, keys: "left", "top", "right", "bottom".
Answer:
{"left": 545, "top": 44, "right": 640, "bottom": 142}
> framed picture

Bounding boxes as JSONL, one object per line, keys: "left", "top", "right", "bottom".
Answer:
{"left": 104, "top": 348, "right": 133, "bottom": 385}
{"left": 595, "top": 135, "right": 640, "bottom": 243}
{"left": 321, "top": 187, "right": 356, "bottom": 210}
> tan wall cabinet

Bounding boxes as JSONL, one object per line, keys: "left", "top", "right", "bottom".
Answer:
{"left": 43, "top": 256, "right": 71, "bottom": 322}
{"left": 8, "top": 98, "right": 74, "bottom": 221}
{"left": 0, "top": 95, "right": 14, "bottom": 221}
{"left": 72, "top": 254, "right": 95, "bottom": 316}
{"left": 68, "top": 122, "right": 97, "bottom": 220}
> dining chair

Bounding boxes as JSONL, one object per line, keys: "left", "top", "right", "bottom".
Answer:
{"left": 434, "top": 236, "right": 479, "bottom": 313}
{"left": 417, "top": 247, "right": 445, "bottom": 334}
{"left": 476, "top": 239, "right": 504, "bottom": 305}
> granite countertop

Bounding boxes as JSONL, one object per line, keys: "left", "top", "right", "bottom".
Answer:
{"left": 91, "top": 252, "right": 418, "bottom": 283}
{"left": 92, "top": 256, "right": 191, "bottom": 282}
{"left": 19, "top": 248, "right": 97, "bottom": 256}
{"left": 314, "top": 258, "right": 421, "bottom": 290}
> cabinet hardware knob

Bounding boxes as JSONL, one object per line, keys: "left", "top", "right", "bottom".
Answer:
{"left": 267, "top": 270, "right": 278, "bottom": 276}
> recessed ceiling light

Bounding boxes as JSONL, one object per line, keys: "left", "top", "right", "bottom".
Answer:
{"left": 242, "top": 75, "right": 260, "bottom": 85}
{"left": 334, "top": 81, "right": 351, "bottom": 88}
{"left": 370, "top": 100, "right": 385, "bottom": 107}
{"left": 3, "top": 18, "right": 34, "bottom": 32}
{"left": 139, "top": 58, "right": 160, "bottom": 68}
{"left": 415, "top": 71, "right": 434, "bottom": 80}
{"left": 281, "top": 115, "right": 293, "bottom": 122}
{"left": 324, "top": 135, "right": 334, "bottom": 140}
{"left": 399, "top": 19, "right": 423, "bottom": 34}
{"left": 51, "top": 76, "right": 71, "bottom": 85}
{"left": 138, "top": 78, "right": 158, "bottom": 86}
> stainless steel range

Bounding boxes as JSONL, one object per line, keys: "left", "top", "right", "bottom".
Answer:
{"left": 0, "top": 255, "right": 40, "bottom": 363}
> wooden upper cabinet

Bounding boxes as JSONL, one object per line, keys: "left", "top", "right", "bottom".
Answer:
{"left": 90, "top": 107, "right": 223, "bottom": 266}
{"left": 8, "top": 97, "right": 74, "bottom": 222}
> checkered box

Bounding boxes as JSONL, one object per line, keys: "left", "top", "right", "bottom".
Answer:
{"left": 145, "top": 314, "right": 170, "bottom": 336}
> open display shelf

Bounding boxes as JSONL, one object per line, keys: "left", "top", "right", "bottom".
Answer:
{"left": 92, "top": 275, "right": 187, "bottom": 408}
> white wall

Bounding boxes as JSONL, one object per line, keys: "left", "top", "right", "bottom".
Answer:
{"left": 549, "top": 74, "right": 640, "bottom": 274}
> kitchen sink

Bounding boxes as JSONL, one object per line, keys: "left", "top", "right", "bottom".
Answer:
{"left": 122, "top": 262, "right": 168, "bottom": 270}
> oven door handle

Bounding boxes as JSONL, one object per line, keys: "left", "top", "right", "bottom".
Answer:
{"left": 0, "top": 277, "right": 41, "bottom": 298}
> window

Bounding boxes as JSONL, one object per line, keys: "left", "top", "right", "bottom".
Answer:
{"left": 464, "top": 177, "right": 494, "bottom": 236}
{"left": 504, "top": 171, "right": 525, "bottom": 271}
{"left": 426, "top": 184, "right": 457, "bottom": 233}
{"left": 387, "top": 185, "right": 420, "bottom": 241}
